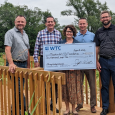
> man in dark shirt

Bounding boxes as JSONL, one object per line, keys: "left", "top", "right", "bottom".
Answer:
{"left": 94, "top": 11, "right": 115, "bottom": 115}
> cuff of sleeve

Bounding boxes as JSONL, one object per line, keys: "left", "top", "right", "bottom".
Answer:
{"left": 34, "top": 60, "right": 39, "bottom": 63}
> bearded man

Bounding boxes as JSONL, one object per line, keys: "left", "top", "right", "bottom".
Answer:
{"left": 94, "top": 11, "right": 115, "bottom": 115}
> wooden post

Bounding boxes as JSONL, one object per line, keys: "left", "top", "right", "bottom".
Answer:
{"left": 108, "top": 76, "right": 115, "bottom": 113}
{"left": 85, "top": 75, "right": 88, "bottom": 104}
{"left": 3, "top": 69, "right": 7, "bottom": 114}
{"left": 0, "top": 69, "right": 3, "bottom": 115}
{"left": 99, "top": 73, "right": 102, "bottom": 107}
{"left": 15, "top": 71, "right": 20, "bottom": 115}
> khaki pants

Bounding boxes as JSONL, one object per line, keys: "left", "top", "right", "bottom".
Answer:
{"left": 78, "top": 69, "right": 96, "bottom": 107}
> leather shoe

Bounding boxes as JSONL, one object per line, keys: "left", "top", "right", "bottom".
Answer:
{"left": 91, "top": 106, "right": 96, "bottom": 113}
{"left": 76, "top": 105, "right": 83, "bottom": 112}
{"left": 100, "top": 109, "right": 108, "bottom": 115}
{"left": 50, "top": 105, "right": 59, "bottom": 113}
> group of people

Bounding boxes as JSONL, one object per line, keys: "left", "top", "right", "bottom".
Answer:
{"left": 4, "top": 10, "right": 115, "bottom": 115}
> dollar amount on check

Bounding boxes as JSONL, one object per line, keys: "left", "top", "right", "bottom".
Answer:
{"left": 43, "top": 43, "right": 96, "bottom": 71}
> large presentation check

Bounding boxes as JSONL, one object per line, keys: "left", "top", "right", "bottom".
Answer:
{"left": 43, "top": 43, "right": 96, "bottom": 71}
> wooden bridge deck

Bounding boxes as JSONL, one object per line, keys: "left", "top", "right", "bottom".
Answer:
{"left": 50, "top": 102, "right": 115, "bottom": 115}
{"left": 0, "top": 95, "right": 115, "bottom": 115}
{"left": 0, "top": 85, "right": 115, "bottom": 115}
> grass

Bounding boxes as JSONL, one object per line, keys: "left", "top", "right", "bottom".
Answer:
{"left": 0, "top": 52, "right": 4, "bottom": 66}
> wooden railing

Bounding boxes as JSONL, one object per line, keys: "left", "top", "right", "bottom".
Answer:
{"left": 2, "top": 54, "right": 102, "bottom": 107}
{"left": 30, "top": 56, "right": 40, "bottom": 68}
{"left": 2, "top": 55, "right": 115, "bottom": 113}
{"left": 2, "top": 55, "right": 40, "bottom": 68}
{"left": 0, "top": 66, "right": 65, "bottom": 115}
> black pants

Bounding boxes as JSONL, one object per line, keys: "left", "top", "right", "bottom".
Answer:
{"left": 40, "top": 56, "right": 58, "bottom": 104}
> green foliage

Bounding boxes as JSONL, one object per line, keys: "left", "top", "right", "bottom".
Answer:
{"left": 0, "top": 1, "right": 62, "bottom": 55}
{"left": 0, "top": 52, "right": 4, "bottom": 66}
{"left": 61, "top": 0, "right": 115, "bottom": 33}
{"left": 25, "top": 89, "right": 42, "bottom": 115}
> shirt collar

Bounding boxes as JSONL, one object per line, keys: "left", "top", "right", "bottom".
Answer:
{"left": 14, "top": 26, "right": 25, "bottom": 33}
{"left": 77, "top": 30, "right": 89, "bottom": 36}
{"left": 45, "top": 28, "right": 56, "bottom": 33}
{"left": 63, "top": 37, "right": 76, "bottom": 43}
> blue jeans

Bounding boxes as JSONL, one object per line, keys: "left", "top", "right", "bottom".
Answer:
{"left": 6, "top": 61, "right": 27, "bottom": 114}
{"left": 99, "top": 57, "right": 115, "bottom": 109}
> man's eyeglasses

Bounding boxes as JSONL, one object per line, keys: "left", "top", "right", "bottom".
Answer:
{"left": 101, "top": 16, "right": 110, "bottom": 19}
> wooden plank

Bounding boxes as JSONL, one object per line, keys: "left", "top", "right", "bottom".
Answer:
{"left": 50, "top": 71, "right": 65, "bottom": 85}
{"left": 30, "top": 56, "right": 40, "bottom": 68}
{"left": 51, "top": 75, "right": 56, "bottom": 115}
{"left": 11, "top": 73, "right": 16, "bottom": 115}
{"left": 2, "top": 55, "right": 40, "bottom": 68}
{"left": 31, "top": 72, "right": 35, "bottom": 115}
{"left": 109, "top": 77, "right": 115, "bottom": 112}
{"left": 7, "top": 71, "right": 11, "bottom": 115}
{"left": 15, "top": 71, "right": 20, "bottom": 115}
{"left": 99, "top": 73, "right": 102, "bottom": 107}
{"left": 3, "top": 69, "right": 7, "bottom": 114}
{"left": 20, "top": 71, "right": 24, "bottom": 115}
{"left": 58, "top": 76, "right": 62, "bottom": 115}
{"left": 24, "top": 72, "right": 29, "bottom": 113}
{"left": 30, "top": 67, "right": 43, "bottom": 70}
{"left": 40, "top": 74, "right": 45, "bottom": 115}
{"left": 31, "top": 61, "right": 33, "bottom": 68}
{"left": 34, "top": 73, "right": 39, "bottom": 115}
{"left": 29, "top": 72, "right": 34, "bottom": 113}
{"left": 46, "top": 74, "right": 50, "bottom": 115}
{"left": 0, "top": 69, "right": 3, "bottom": 115}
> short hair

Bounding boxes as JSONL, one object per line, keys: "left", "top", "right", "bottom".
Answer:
{"left": 100, "top": 11, "right": 111, "bottom": 18}
{"left": 79, "top": 18, "right": 87, "bottom": 23}
{"left": 15, "top": 15, "right": 26, "bottom": 20}
{"left": 45, "top": 16, "right": 55, "bottom": 23}
{"left": 63, "top": 25, "right": 77, "bottom": 37}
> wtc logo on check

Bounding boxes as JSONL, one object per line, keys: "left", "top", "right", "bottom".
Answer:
{"left": 45, "top": 46, "right": 61, "bottom": 51}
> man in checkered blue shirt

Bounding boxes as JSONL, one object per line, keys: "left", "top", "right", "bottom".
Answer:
{"left": 33, "top": 16, "right": 62, "bottom": 113}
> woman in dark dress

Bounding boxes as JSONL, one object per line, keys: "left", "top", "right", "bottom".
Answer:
{"left": 59, "top": 25, "right": 83, "bottom": 115}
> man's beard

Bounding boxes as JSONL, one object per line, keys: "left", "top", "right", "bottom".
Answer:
{"left": 102, "top": 21, "right": 110, "bottom": 26}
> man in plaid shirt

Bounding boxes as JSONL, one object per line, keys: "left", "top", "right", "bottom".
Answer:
{"left": 33, "top": 16, "right": 62, "bottom": 113}
{"left": 33, "top": 16, "right": 62, "bottom": 67}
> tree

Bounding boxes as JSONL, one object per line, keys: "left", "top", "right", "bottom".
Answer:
{"left": 61, "top": 0, "right": 115, "bottom": 33}
{"left": 0, "top": 2, "right": 62, "bottom": 55}
{"left": 0, "top": 2, "right": 43, "bottom": 54}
